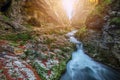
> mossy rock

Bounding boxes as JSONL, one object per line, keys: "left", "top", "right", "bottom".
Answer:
{"left": 110, "top": 17, "right": 120, "bottom": 25}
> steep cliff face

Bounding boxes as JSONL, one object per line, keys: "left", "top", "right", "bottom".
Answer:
{"left": 76, "top": 0, "right": 120, "bottom": 69}
{"left": 23, "top": 0, "right": 58, "bottom": 26}
{"left": 0, "top": 0, "right": 56, "bottom": 31}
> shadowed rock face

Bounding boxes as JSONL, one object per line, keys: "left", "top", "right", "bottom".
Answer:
{"left": 0, "top": 0, "right": 8, "bottom": 10}
{"left": 85, "top": 15, "right": 105, "bottom": 30}
{"left": 22, "top": 0, "right": 59, "bottom": 26}
{"left": 0, "top": 0, "right": 11, "bottom": 12}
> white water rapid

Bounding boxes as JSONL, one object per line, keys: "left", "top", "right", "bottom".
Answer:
{"left": 61, "top": 30, "right": 120, "bottom": 80}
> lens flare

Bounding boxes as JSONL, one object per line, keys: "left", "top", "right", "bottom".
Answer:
{"left": 62, "top": 0, "right": 76, "bottom": 20}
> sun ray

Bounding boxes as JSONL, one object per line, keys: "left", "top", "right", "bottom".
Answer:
{"left": 62, "top": 0, "right": 77, "bottom": 20}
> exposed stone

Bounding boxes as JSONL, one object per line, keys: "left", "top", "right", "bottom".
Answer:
{"left": 117, "top": 12, "right": 120, "bottom": 16}
{"left": 14, "top": 48, "right": 24, "bottom": 55}
{"left": 54, "top": 49, "right": 62, "bottom": 53}
{"left": 109, "top": 11, "right": 117, "bottom": 16}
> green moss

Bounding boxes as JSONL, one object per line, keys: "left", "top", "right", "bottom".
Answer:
{"left": 43, "top": 38, "right": 56, "bottom": 44}
{"left": 84, "top": 43, "right": 98, "bottom": 55}
{"left": 2, "top": 15, "right": 10, "bottom": 21}
{"left": 111, "top": 17, "right": 120, "bottom": 25}
{"left": 24, "top": 24, "right": 33, "bottom": 29}
{"left": 33, "top": 62, "right": 48, "bottom": 80}
{"left": 90, "top": 0, "right": 112, "bottom": 16}
{"left": 75, "top": 26, "right": 87, "bottom": 39}
{"left": 51, "top": 61, "right": 66, "bottom": 80}
{"left": 95, "top": 5, "right": 105, "bottom": 15}
{"left": 104, "top": 0, "right": 112, "bottom": 5}
{"left": 32, "top": 50, "right": 72, "bottom": 80}
{"left": 0, "top": 69, "right": 3, "bottom": 73}
{"left": 0, "top": 31, "right": 33, "bottom": 41}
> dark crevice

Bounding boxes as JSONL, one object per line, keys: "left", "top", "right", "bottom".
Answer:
{"left": 1, "top": 0, "right": 12, "bottom": 12}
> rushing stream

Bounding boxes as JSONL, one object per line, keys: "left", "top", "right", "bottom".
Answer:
{"left": 61, "top": 30, "right": 120, "bottom": 80}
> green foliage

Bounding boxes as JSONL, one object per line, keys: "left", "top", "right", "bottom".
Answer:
{"left": 51, "top": 61, "right": 66, "bottom": 80}
{"left": 91, "top": 0, "right": 112, "bottom": 16}
{"left": 93, "top": 5, "right": 105, "bottom": 16}
{"left": 9, "top": 41, "right": 20, "bottom": 46}
{"left": 0, "top": 69, "right": 3, "bottom": 73}
{"left": 43, "top": 37, "right": 56, "bottom": 44}
{"left": 32, "top": 54, "right": 71, "bottom": 80}
{"left": 84, "top": 43, "right": 97, "bottom": 55}
{"left": 0, "top": 32, "right": 33, "bottom": 41}
{"left": 2, "top": 15, "right": 10, "bottom": 21}
{"left": 75, "top": 26, "right": 87, "bottom": 38}
{"left": 111, "top": 17, "right": 120, "bottom": 25}
{"left": 33, "top": 62, "right": 47, "bottom": 80}
{"left": 23, "top": 50, "right": 40, "bottom": 60}
{"left": 104, "top": 0, "right": 112, "bottom": 5}
{"left": 24, "top": 24, "right": 33, "bottom": 29}
{"left": 33, "top": 60, "right": 68, "bottom": 80}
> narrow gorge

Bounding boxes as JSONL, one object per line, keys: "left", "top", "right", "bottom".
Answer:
{"left": 0, "top": 0, "right": 120, "bottom": 80}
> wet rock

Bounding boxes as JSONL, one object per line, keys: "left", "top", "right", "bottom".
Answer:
{"left": 109, "top": 11, "right": 117, "bottom": 16}
{"left": 54, "top": 49, "right": 62, "bottom": 53}
{"left": 104, "top": 15, "right": 110, "bottom": 21}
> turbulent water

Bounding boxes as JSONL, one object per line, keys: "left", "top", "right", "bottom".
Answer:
{"left": 61, "top": 30, "right": 120, "bottom": 80}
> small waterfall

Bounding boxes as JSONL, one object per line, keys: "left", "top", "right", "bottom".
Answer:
{"left": 61, "top": 30, "right": 120, "bottom": 80}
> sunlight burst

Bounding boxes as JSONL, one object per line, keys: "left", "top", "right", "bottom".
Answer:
{"left": 62, "top": 0, "right": 77, "bottom": 20}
